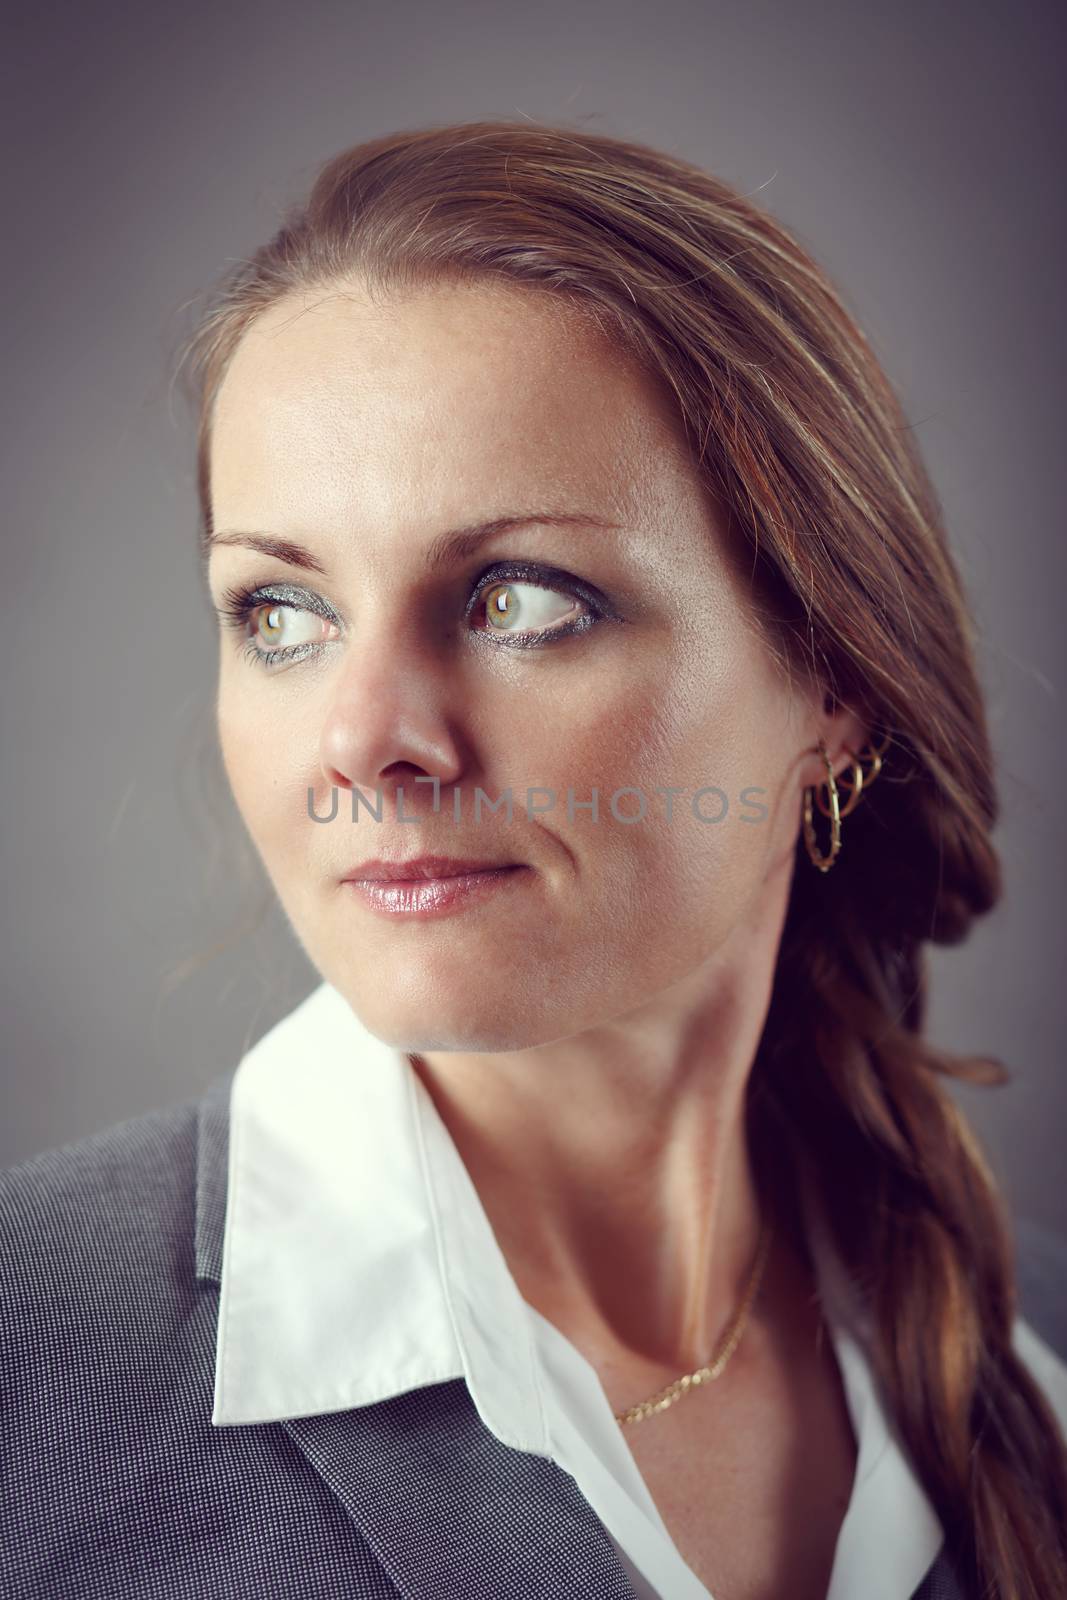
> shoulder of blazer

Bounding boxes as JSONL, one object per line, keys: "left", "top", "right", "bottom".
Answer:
{"left": 0, "top": 1071, "right": 235, "bottom": 1387}
{"left": 0, "top": 1090, "right": 411, "bottom": 1599}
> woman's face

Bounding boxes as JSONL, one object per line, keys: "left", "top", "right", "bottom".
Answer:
{"left": 207, "top": 280, "right": 849, "bottom": 1050}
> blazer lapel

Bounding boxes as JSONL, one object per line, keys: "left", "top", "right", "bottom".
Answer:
{"left": 194, "top": 1073, "right": 640, "bottom": 1600}
{"left": 282, "top": 1387, "right": 640, "bottom": 1599}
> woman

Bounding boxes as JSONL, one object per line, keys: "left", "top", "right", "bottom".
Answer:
{"left": 2, "top": 120, "right": 1065, "bottom": 1600}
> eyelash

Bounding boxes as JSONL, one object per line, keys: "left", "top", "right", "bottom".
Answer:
{"left": 214, "top": 562, "right": 609, "bottom": 672}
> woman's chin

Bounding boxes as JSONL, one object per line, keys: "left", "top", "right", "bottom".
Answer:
{"left": 334, "top": 970, "right": 574, "bottom": 1056}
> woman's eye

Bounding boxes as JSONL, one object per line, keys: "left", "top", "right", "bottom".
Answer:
{"left": 216, "top": 583, "right": 340, "bottom": 671}
{"left": 249, "top": 602, "right": 330, "bottom": 656}
{"left": 471, "top": 578, "right": 592, "bottom": 640}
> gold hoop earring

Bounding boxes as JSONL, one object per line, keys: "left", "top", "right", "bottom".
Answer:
{"left": 856, "top": 729, "right": 890, "bottom": 783}
{"left": 803, "top": 738, "right": 841, "bottom": 872}
{"left": 806, "top": 729, "right": 893, "bottom": 871}
{"left": 845, "top": 729, "right": 891, "bottom": 795}
{"left": 816, "top": 747, "right": 864, "bottom": 819}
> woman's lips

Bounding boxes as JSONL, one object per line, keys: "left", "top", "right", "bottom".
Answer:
{"left": 342, "top": 864, "right": 529, "bottom": 919}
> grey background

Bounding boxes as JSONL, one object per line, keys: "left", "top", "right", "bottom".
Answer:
{"left": 2, "top": 1, "right": 1064, "bottom": 1232}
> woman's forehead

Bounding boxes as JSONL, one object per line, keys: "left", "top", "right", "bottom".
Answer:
{"left": 209, "top": 282, "right": 697, "bottom": 542}
{"left": 215, "top": 280, "right": 622, "bottom": 416}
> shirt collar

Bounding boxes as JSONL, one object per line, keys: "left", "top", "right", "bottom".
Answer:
{"left": 212, "top": 979, "right": 548, "bottom": 1450}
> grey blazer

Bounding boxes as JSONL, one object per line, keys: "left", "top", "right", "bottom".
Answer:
{"left": 1, "top": 1072, "right": 1064, "bottom": 1600}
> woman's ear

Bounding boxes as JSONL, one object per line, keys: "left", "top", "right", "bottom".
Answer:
{"left": 821, "top": 701, "right": 870, "bottom": 780}
{"left": 805, "top": 682, "right": 869, "bottom": 783}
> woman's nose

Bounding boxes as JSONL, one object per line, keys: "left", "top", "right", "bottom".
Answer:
{"left": 317, "top": 637, "right": 466, "bottom": 800}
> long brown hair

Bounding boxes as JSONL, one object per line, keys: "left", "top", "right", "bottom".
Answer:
{"left": 178, "top": 119, "right": 1067, "bottom": 1595}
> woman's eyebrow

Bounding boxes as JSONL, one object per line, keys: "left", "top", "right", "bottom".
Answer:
{"left": 203, "top": 510, "right": 621, "bottom": 576}
{"left": 204, "top": 530, "right": 330, "bottom": 575}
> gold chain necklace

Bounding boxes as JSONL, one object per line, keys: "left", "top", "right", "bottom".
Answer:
{"left": 613, "top": 1216, "right": 774, "bottom": 1427}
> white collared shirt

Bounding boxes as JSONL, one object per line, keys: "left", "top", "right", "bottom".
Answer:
{"left": 212, "top": 981, "right": 1067, "bottom": 1600}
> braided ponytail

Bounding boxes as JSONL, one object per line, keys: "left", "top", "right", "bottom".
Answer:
{"left": 753, "top": 752, "right": 1067, "bottom": 1594}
